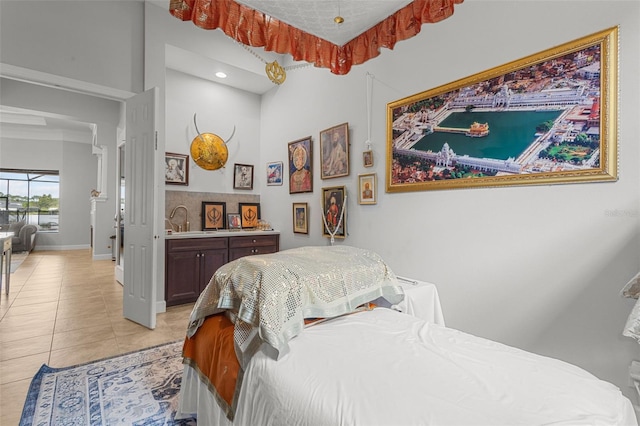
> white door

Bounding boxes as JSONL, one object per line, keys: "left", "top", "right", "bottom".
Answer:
{"left": 123, "top": 87, "right": 159, "bottom": 329}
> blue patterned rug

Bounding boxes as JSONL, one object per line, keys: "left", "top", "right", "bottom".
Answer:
{"left": 19, "top": 340, "right": 196, "bottom": 425}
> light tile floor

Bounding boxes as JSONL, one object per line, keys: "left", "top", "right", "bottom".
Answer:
{"left": 0, "top": 249, "right": 193, "bottom": 425}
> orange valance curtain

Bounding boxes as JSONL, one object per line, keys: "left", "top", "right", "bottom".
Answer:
{"left": 169, "top": 0, "right": 464, "bottom": 75}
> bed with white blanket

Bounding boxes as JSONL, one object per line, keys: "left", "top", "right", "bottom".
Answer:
{"left": 176, "top": 245, "right": 637, "bottom": 426}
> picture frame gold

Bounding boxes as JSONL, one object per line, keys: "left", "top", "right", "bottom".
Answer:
{"left": 201, "top": 202, "right": 226, "bottom": 230}
{"left": 322, "top": 185, "right": 346, "bottom": 238}
{"left": 386, "top": 27, "right": 618, "bottom": 193}
{"left": 363, "top": 150, "right": 374, "bottom": 168}
{"left": 292, "top": 202, "right": 308, "bottom": 234}
{"left": 320, "top": 123, "right": 349, "bottom": 179}
{"left": 238, "top": 203, "right": 260, "bottom": 229}
{"left": 358, "top": 173, "right": 377, "bottom": 205}
{"left": 288, "top": 137, "right": 313, "bottom": 194}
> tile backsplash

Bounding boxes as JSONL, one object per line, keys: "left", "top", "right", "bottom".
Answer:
{"left": 165, "top": 190, "right": 259, "bottom": 231}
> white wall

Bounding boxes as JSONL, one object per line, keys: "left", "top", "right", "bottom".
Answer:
{"left": 164, "top": 69, "right": 262, "bottom": 193}
{"left": 257, "top": 0, "right": 640, "bottom": 400}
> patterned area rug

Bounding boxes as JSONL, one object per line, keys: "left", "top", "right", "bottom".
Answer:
{"left": 20, "top": 341, "right": 196, "bottom": 426}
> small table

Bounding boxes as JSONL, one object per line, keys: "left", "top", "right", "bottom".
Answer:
{"left": 0, "top": 232, "right": 13, "bottom": 295}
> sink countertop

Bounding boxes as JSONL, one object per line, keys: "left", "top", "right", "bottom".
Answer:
{"left": 164, "top": 229, "right": 280, "bottom": 239}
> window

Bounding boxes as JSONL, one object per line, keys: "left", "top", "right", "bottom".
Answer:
{"left": 0, "top": 168, "right": 60, "bottom": 231}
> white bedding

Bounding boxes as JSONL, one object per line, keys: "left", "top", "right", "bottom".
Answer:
{"left": 179, "top": 307, "right": 637, "bottom": 426}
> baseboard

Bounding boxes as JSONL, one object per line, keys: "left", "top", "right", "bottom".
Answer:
{"left": 34, "top": 244, "right": 92, "bottom": 252}
{"left": 92, "top": 254, "right": 112, "bottom": 261}
{"left": 156, "top": 300, "right": 166, "bottom": 314}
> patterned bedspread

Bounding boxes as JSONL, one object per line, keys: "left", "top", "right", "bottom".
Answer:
{"left": 186, "top": 245, "right": 404, "bottom": 367}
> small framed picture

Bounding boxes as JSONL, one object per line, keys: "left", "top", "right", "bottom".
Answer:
{"left": 358, "top": 173, "right": 377, "bottom": 205}
{"left": 363, "top": 150, "right": 374, "bottom": 168}
{"left": 288, "top": 137, "right": 313, "bottom": 194}
{"left": 239, "top": 203, "right": 260, "bottom": 229}
{"left": 267, "top": 161, "right": 283, "bottom": 186}
{"left": 320, "top": 122, "right": 349, "bottom": 179}
{"left": 292, "top": 202, "right": 308, "bottom": 234}
{"left": 322, "top": 186, "right": 346, "bottom": 238}
{"left": 202, "top": 202, "right": 226, "bottom": 230}
{"left": 227, "top": 213, "right": 242, "bottom": 230}
{"left": 233, "top": 163, "right": 254, "bottom": 190}
{"left": 165, "top": 152, "right": 189, "bottom": 185}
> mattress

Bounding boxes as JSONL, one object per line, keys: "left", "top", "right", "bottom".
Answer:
{"left": 178, "top": 307, "right": 637, "bottom": 426}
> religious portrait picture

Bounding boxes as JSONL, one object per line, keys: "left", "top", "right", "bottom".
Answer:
{"left": 292, "top": 202, "right": 308, "bottom": 234}
{"left": 165, "top": 152, "right": 189, "bottom": 185}
{"left": 267, "top": 161, "right": 283, "bottom": 186}
{"left": 233, "top": 164, "right": 254, "bottom": 190}
{"left": 358, "top": 173, "right": 377, "bottom": 205}
{"left": 321, "top": 185, "right": 346, "bottom": 239}
{"left": 288, "top": 137, "right": 313, "bottom": 194}
{"left": 320, "top": 122, "right": 349, "bottom": 179}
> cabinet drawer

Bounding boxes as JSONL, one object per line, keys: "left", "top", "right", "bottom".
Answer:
{"left": 229, "top": 235, "right": 278, "bottom": 248}
{"left": 229, "top": 245, "right": 278, "bottom": 261}
{"left": 167, "top": 237, "right": 228, "bottom": 252}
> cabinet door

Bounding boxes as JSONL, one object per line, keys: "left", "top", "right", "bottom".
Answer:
{"left": 200, "top": 249, "right": 228, "bottom": 293}
{"left": 166, "top": 250, "right": 201, "bottom": 306}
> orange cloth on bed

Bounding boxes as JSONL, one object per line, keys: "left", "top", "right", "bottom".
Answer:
{"left": 182, "top": 313, "right": 241, "bottom": 418}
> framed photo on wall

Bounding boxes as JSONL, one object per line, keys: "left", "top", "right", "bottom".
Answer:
{"left": 386, "top": 27, "right": 618, "bottom": 193}
{"left": 233, "top": 163, "right": 254, "bottom": 189}
{"left": 358, "top": 173, "right": 377, "bottom": 205}
{"left": 165, "top": 152, "right": 189, "bottom": 185}
{"left": 363, "top": 150, "right": 374, "bottom": 167}
{"left": 228, "top": 213, "right": 242, "bottom": 230}
{"left": 292, "top": 202, "right": 308, "bottom": 234}
{"left": 288, "top": 137, "right": 313, "bottom": 194}
{"left": 239, "top": 203, "right": 260, "bottom": 229}
{"left": 202, "top": 202, "right": 226, "bottom": 230}
{"left": 267, "top": 161, "right": 283, "bottom": 186}
{"left": 321, "top": 185, "right": 346, "bottom": 239}
{"left": 320, "top": 123, "right": 349, "bottom": 179}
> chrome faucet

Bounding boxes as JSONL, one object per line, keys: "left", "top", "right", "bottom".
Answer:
{"left": 169, "top": 205, "right": 190, "bottom": 232}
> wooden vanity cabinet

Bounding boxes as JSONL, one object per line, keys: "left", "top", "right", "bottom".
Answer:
{"left": 165, "top": 237, "right": 228, "bottom": 307}
{"left": 229, "top": 234, "right": 280, "bottom": 261}
{"left": 165, "top": 233, "right": 279, "bottom": 306}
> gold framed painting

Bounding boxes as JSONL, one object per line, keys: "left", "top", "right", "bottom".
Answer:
{"left": 292, "top": 202, "right": 308, "bottom": 234}
{"left": 386, "top": 27, "right": 618, "bottom": 193}
{"left": 358, "top": 173, "right": 377, "bottom": 205}
{"left": 320, "top": 123, "right": 349, "bottom": 179}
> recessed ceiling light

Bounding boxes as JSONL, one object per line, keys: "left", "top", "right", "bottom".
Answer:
{"left": 215, "top": 71, "right": 227, "bottom": 79}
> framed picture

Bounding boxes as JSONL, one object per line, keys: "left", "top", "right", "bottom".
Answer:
{"left": 321, "top": 186, "right": 346, "bottom": 239}
{"left": 292, "top": 202, "right": 308, "bottom": 234}
{"left": 267, "top": 161, "right": 283, "bottom": 186}
{"left": 386, "top": 27, "right": 618, "bottom": 193}
{"left": 320, "top": 122, "right": 349, "bottom": 179}
{"left": 288, "top": 137, "right": 313, "bottom": 194}
{"left": 358, "top": 173, "right": 377, "bottom": 205}
{"left": 233, "top": 163, "right": 254, "bottom": 190}
{"left": 165, "top": 152, "right": 189, "bottom": 185}
{"left": 201, "top": 202, "right": 226, "bottom": 230}
{"left": 363, "top": 150, "right": 374, "bottom": 168}
{"left": 227, "top": 213, "right": 242, "bottom": 230}
{"left": 238, "top": 203, "right": 260, "bottom": 229}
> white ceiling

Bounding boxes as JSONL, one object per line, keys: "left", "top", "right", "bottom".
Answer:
{"left": 235, "top": 0, "right": 413, "bottom": 46}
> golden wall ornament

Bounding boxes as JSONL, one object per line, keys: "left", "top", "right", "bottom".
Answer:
{"left": 266, "top": 61, "right": 286, "bottom": 85}
{"left": 189, "top": 113, "right": 234, "bottom": 171}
